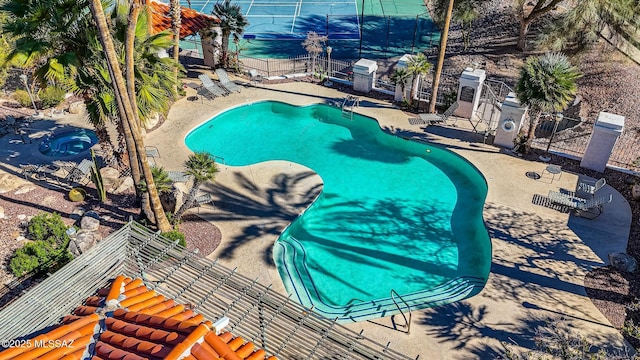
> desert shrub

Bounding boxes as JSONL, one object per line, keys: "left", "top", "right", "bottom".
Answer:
{"left": 10, "top": 212, "right": 74, "bottom": 277}
{"left": 162, "top": 230, "right": 187, "bottom": 249}
{"left": 37, "top": 86, "right": 65, "bottom": 109}
{"left": 10, "top": 240, "right": 73, "bottom": 277}
{"left": 13, "top": 89, "right": 33, "bottom": 108}
{"left": 27, "top": 212, "right": 69, "bottom": 246}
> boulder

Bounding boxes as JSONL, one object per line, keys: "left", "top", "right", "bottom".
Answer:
{"left": 100, "top": 167, "right": 121, "bottom": 190}
{"left": 632, "top": 184, "right": 640, "bottom": 200}
{"left": 68, "top": 230, "right": 102, "bottom": 256}
{"left": 80, "top": 213, "right": 100, "bottom": 232}
{"left": 113, "top": 176, "right": 135, "bottom": 195}
{"left": 70, "top": 207, "right": 85, "bottom": 220}
{"left": 68, "top": 101, "right": 85, "bottom": 114}
{"left": 15, "top": 186, "right": 36, "bottom": 195}
{"left": 609, "top": 252, "right": 637, "bottom": 273}
{"left": 0, "top": 205, "right": 4, "bottom": 219}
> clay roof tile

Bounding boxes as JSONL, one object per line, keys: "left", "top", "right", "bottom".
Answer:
{"left": 148, "top": 0, "right": 219, "bottom": 38}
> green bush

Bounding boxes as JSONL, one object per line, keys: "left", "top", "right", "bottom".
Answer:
{"left": 10, "top": 240, "right": 73, "bottom": 277}
{"left": 13, "top": 89, "right": 33, "bottom": 108}
{"left": 162, "top": 230, "right": 187, "bottom": 249}
{"left": 27, "top": 213, "right": 69, "bottom": 247}
{"left": 37, "top": 86, "right": 66, "bottom": 109}
{"left": 10, "top": 213, "right": 74, "bottom": 277}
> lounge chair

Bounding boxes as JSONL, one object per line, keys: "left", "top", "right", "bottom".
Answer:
{"left": 19, "top": 164, "right": 62, "bottom": 184}
{"left": 191, "top": 193, "right": 215, "bottom": 213}
{"left": 215, "top": 69, "right": 242, "bottom": 93}
{"left": 248, "top": 69, "right": 263, "bottom": 86}
{"left": 197, "top": 74, "right": 228, "bottom": 98}
{"left": 66, "top": 159, "right": 93, "bottom": 184}
{"left": 548, "top": 190, "right": 612, "bottom": 219}
{"left": 167, "top": 171, "right": 192, "bottom": 183}
{"left": 409, "top": 101, "right": 459, "bottom": 126}
{"left": 577, "top": 177, "right": 606, "bottom": 197}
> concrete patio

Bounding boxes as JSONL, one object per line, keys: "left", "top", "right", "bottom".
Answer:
{"left": 0, "top": 78, "right": 633, "bottom": 359}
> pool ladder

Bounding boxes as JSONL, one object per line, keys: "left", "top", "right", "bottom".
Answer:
{"left": 341, "top": 95, "right": 360, "bottom": 120}
{"left": 390, "top": 289, "right": 412, "bottom": 334}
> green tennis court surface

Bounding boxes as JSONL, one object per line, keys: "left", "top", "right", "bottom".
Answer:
{"left": 174, "top": 0, "right": 439, "bottom": 59}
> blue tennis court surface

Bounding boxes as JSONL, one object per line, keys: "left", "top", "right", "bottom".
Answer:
{"left": 187, "top": 0, "right": 361, "bottom": 39}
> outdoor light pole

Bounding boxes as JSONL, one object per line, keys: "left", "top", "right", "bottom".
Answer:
{"left": 19, "top": 74, "right": 38, "bottom": 114}
{"left": 546, "top": 113, "right": 563, "bottom": 153}
{"left": 326, "top": 46, "right": 332, "bottom": 77}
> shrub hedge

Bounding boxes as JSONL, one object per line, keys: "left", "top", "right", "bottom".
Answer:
{"left": 10, "top": 213, "right": 74, "bottom": 277}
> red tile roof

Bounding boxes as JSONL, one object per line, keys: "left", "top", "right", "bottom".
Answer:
{"left": 149, "top": 0, "right": 219, "bottom": 38}
{"left": 0, "top": 276, "right": 277, "bottom": 360}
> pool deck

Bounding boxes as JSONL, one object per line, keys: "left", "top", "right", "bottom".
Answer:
{"left": 1, "top": 79, "right": 633, "bottom": 359}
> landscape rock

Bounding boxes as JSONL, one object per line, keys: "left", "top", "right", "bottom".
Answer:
{"left": 0, "top": 172, "right": 29, "bottom": 193}
{"left": 632, "top": 184, "right": 640, "bottom": 200}
{"left": 100, "top": 167, "right": 121, "bottom": 190}
{"left": 113, "top": 176, "right": 134, "bottom": 195}
{"left": 68, "top": 101, "right": 85, "bottom": 114}
{"left": 609, "top": 252, "right": 637, "bottom": 273}
{"left": 80, "top": 214, "right": 100, "bottom": 231}
{"left": 70, "top": 207, "right": 85, "bottom": 220}
{"left": 17, "top": 214, "right": 26, "bottom": 220}
{"left": 15, "top": 186, "right": 36, "bottom": 195}
{"left": 68, "top": 230, "right": 102, "bottom": 256}
{"left": 0, "top": 205, "right": 4, "bottom": 219}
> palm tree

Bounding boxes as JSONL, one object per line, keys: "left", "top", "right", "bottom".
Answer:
{"left": 212, "top": 0, "right": 248, "bottom": 68}
{"left": 536, "top": 0, "right": 640, "bottom": 53}
{"left": 138, "top": 166, "right": 173, "bottom": 194}
{"left": 170, "top": 0, "right": 182, "bottom": 87}
{"left": 173, "top": 152, "right": 219, "bottom": 224}
{"left": 390, "top": 68, "right": 411, "bottom": 102}
{"left": 432, "top": 0, "right": 481, "bottom": 51}
{"left": 88, "top": 0, "right": 172, "bottom": 232}
{"left": 407, "top": 53, "right": 431, "bottom": 107}
{"left": 515, "top": 52, "right": 581, "bottom": 153}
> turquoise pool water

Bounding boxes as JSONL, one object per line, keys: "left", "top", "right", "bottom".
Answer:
{"left": 39, "top": 129, "right": 98, "bottom": 157}
{"left": 185, "top": 101, "right": 491, "bottom": 322}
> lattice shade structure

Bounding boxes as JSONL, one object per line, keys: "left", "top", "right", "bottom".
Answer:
{"left": 0, "top": 222, "right": 414, "bottom": 359}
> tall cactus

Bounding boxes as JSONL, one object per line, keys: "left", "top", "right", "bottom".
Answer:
{"left": 90, "top": 149, "right": 107, "bottom": 202}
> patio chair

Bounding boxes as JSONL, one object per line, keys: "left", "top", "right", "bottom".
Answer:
{"left": 577, "top": 177, "right": 606, "bottom": 197}
{"left": 409, "top": 101, "right": 459, "bottom": 126}
{"left": 145, "top": 146, "right": 160, "bottom": 165}
{"left": 19, "top": 164, "right": 40, "bottom": 179}
{"left": 167, "top": 171, "right": 192, "bottom": 183}
{"left": 53, "top": 160, "right": 78, "bottom": 178}
{"left": 19, "top": 164, "right": 62, "bottom": 184}
{"left": 191, "top": 193, "right": 215, "bottom": 213}
{"left": 215, "top": 68, "right": 242, "bottom": 93}
{"left": 248, "top": 69, "right": 263, "bottom": 86}
{"left": 548, "top": 190, "right": 612, "bottom": 219}
{"left": 197, "top": 74, "right": 228, "bottom": 98}
{"left": 66, "top": 159, "right": 93, "bottom": 184}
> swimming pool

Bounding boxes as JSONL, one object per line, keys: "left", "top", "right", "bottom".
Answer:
{"left": 185, "top": 101, "right": 491, "bottom": 322}
{"left": 39, "top": 129, "right": 98, "bottom": 158}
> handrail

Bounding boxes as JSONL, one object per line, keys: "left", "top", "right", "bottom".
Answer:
{"left": 390, "top": 289, "right": 412, "bottom": 334}
{"left": 213, "top": 155, "right": 226, "bottom": 165}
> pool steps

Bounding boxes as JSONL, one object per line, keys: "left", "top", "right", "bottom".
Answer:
{"left": 274, "top": 236, "right": 487, "bottom": 323}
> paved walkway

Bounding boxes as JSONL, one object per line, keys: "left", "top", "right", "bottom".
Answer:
{"left": 1, "top": 79, "right": 632, "bottom": 358}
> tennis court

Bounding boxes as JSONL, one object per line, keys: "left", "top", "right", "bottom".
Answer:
{"left": 173, "top": 0, "right": 438, "bottom": 58}
{"left": 182, "top": 0, "right": 430, "bottom": 40}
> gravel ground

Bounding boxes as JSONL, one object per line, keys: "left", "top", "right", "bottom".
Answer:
{"left": 0, "top": 181, "right": 221, "bottom": 309}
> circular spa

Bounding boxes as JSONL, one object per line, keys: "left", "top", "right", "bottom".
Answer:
{"left": 185, "top": 101, "right": 491, "bottom": 322}
{"left": 39, "top": 129, "right": 98, "bottom": 158}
